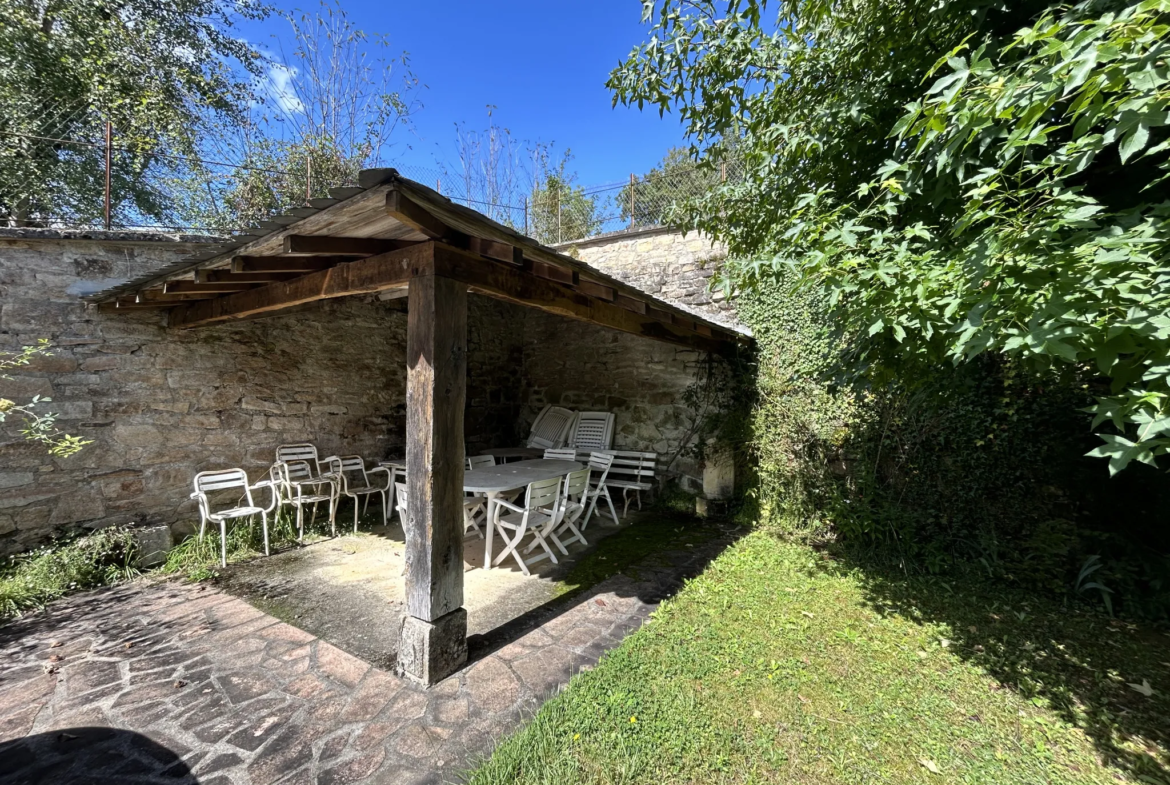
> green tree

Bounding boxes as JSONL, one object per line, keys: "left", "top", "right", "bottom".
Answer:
{"left": 610, "top": 0, "right": 1170, "bottom": 474}
{"left": 527, "top": 151, "right": 599, "bottom": 244}
{"left": 0, "top": 341, "right": 90, "bottom": 458}
{"left": 0, "top": 0, "right": 268, "bottom": 226}
{"left": 175, "top": 1, "right": 422, "bottom": 231}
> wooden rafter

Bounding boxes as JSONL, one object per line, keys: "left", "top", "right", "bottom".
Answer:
{"left": 231, "top": 256, "right": 337, "bottom": 274}
{"left": 283, "top": 235, "right": 418, "bottom": 256}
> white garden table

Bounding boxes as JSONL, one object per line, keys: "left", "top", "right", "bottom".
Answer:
{"left": 464, "top": 458, "right": 582, "bottom": 570}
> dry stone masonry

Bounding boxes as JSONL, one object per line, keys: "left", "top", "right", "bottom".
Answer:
{"left": 1, "top": 228, "right": 724, "bottom": 554}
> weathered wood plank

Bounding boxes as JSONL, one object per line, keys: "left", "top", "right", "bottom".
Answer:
{"left": 576, "top": 278, "right": 615, "bottom": 301}
{"left": 614, "top": 293, "right": 647, "bottom": 315}
{"left": 283, "top": 235, "right": 417, "bottom": 256}
{"left": 387, "top": 189, "right": 450, "bottom": 240}
{"left": 171, "top": 243, "right": 434, "bottom": 328}
{"left": 230, "top": 256, "right": 337, "bottom": 273}
{"left": 196, "top": 269, "right": 297, "bottom": 284}
{"left": 405, "top": 274, "right": 467, "bottom": 622}
{"left": 164, "top": 281, "right": 261, "bottom": 294}
{"left": 433, "top": 244, "right": 729, "bottom": 354}
{"left": 468, "top": 237, "right": 522, "bottom": 265}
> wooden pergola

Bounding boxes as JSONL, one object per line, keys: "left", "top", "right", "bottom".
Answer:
{"left": 88, "top": 169, "right": 748, "bottom": 685}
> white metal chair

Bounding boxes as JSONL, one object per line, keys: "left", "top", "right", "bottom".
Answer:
{"left": 526, "top": 405, "right": 575, "bottom": 449}
{"left": 323, "top": 455, "right": 392, "bottom": 532}
{"left": 191, "top": 469, "right": 277, "bottom": 567}
{"left": 582, "top": 452, "right": 619, "bottom": 528}
{"left": 394, "top": 482, "right": 410, "bottom": 523}
{"left": 490, "top": 475, "right": 563, "bottom": 575}
{"left": 272, "top": 460, "right": 337, "bottom": 539}
{"left": 601, "top": 451, "right": 659, "bottom": 517}
{"left": 467, "top": 455, "right": 495, "bottom": 471}
{"left": 542, "top": 447, "right": 578, "bottom": 461}
{"left": 276, "top": 443, "right": 336, "bottom": 483}
{"left": 568, "top": 412, "right": 615, "bottom": 452}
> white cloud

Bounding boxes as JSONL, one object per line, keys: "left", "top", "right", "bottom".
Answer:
{"left": 264, "top": 63, "right": 304, "bottom": 116}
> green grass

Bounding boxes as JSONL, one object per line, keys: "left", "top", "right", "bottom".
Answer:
{"left": 468, "top": 530, "right": 1170, "bottom": 785}
{"left": 0, "top": 527, "right": 140, "bottom": 619}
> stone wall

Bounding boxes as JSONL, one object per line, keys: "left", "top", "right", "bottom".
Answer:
{"left": 558, "top": 227, "right": 739, "bottom": 328}
{"left": 519, "top": 311, "right": 706, "bottom": 488}
{"left": 0, "top": 235, "right": 526, "bottom": 554}
{"left": 0, "top": 230, "right": 715, "bottom": 553}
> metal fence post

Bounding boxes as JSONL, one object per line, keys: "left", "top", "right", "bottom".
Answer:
{"left": 557, "top": 191, "right": 562, "bottom": 244}
{"left": 103, "top": 120, "right": 112, "bottom": 230}
{"left": 629, "top": 173, "right": 636, "bottom": 230}
{"left": 523, "top": 196, "right": 528, "bottom": 236}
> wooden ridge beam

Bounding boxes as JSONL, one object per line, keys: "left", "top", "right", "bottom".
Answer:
{"left": 386, "top": 189, "right": 451, "bottom": 240}
{"left": 283, "top": 235, "right": 418, "bottom": 256}
{"left": 231, "top": 256, "right": 338, "bottom": 274}
{"left": 432, "top": 244, "right": 730, "bottom": 354}
{"left": 171, "top": 242, "right": 434, "bottom": 329}
{"left": 137, "top": 290, "right": 215, "bottom": 302}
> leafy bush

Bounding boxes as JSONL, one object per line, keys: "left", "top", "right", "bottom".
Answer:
{"left": 0, "top": 527, "right": 139, "bottom": 619}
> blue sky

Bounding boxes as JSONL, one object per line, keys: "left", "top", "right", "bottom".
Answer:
{"left": 242, "top": 0, "right": 688, "bottom": 190}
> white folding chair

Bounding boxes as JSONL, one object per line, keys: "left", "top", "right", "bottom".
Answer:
{"left": 526, "top": 405, "right": 575, "bottom": 449}
{"left": 531, "top": 467, "right": 590, "bottom": 556}
{"left": 323, "top": 455, "right": 392, "bottom": 532}
{"left": 542, "top": 447, "right": 578, "bottom": 461}
{"left": 272, "top": 460, "right": 337, "bottom": 540}
{"left": 191, "top": 469, "right": 277, "bottom": 567}
{"left": 568, "top": 412, "right": 615, "bottom": 451}
{"left": 490, "top": 475, "right": 563, "bottom": 575}
{"left": 276, "top": 443, "right": 336, "bottom": 484}
{"left": 582, "top": 452, "right": 619, "bottom": 528}
{"left": 463, "top": 455, "right": 496, "bottom": 538}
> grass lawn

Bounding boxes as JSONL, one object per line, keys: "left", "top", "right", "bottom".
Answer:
{"left": 468, "top": 529, "right": 1170, "bottom": 785}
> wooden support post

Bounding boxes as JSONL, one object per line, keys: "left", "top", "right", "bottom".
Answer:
{"left": 398, "top": 272, "right": 468, "bottom": 686}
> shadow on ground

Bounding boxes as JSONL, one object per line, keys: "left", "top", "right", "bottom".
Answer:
{"left": 818, "top": 541, "right": 1170, "bottom": 783}
{"left": 0, "top": 726, "right": 196, "bottom": 784}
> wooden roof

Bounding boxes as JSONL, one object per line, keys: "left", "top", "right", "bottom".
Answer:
{"left": 87, "top": 169, "right": 750, "bottom": 353}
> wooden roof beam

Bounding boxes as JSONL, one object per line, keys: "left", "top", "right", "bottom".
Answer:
{"left": 164, "top": 280, "right": 262, "bottom": 295}
{"left": 432, "top": 244, "right": 731, "bottom": 354}
{"left": 282, "top": 235, "right": 419, "bottom": 256}
{"left": 196, "top": 269, "right": 298, "bottom": 284}
{"left": 230, "top": 256, "right": 337, "bottom": 274}
{"left": 171, "top": 242, "right": 434, "bottom": 329}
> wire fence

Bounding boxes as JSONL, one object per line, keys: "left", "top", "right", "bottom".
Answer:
{"left": 0, "top": 103, "right": 742, "bottom": 243}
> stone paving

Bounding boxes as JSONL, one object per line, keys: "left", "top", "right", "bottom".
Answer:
{"left": 0, "top": 536, "right": 729, "bottom": 785}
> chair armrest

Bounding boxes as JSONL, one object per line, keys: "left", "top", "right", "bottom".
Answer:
{"left": 367, "top": 466, "right": 392, "bottom": 491}
{"left": 493, "top": 498, "right": 526, "bottom": 515}
{"left": 249, "top": 479, "right": 280, "bottom": 512}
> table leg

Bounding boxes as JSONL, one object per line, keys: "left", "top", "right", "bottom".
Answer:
{"left": 483, "top": 490, "right": 498, "bottom": 570}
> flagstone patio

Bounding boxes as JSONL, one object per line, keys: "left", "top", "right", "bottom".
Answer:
{"left": 0, "top": 526, "right": 732, "bottom": 784}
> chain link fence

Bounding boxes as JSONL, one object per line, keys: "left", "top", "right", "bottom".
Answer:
{"left": 0, "top": 101, "right": 740, "bottom": 242}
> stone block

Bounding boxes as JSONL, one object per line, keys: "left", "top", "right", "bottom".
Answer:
{"left": 80, "top": 356, "right": 119, "bottom": 372}
{"left": 398, "top": 609, "right": 468, "bottom": 687}
{"left": 133, "top": 524, "right": 174, "bottom": 567}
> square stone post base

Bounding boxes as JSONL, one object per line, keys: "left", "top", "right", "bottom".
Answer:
{"left": 398, "top": 608, "right": 468, "bottom": 686}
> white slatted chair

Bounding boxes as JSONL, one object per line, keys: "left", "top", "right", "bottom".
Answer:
{"left": 323, "top": 455, "right": 392, "bottom": 533}
{"left": 463, "top": 455, "right": 496, "bottom": 539}
{"left": 568, "top": 411, "right": 615, "bottom": 452}
{"left": 581, "top": 452, "right": 619, "bottom": 527}
{"left": 272, "top": 460, "right": 337, "bottom": 540}
{"left": 542, "top": 447, "right": 578, "bottom": 461}
{"left": 547, "top": 467, "right": 591, "bottom": 554}
{"left": 191, "top": 469, "right": 277, "bottom": 567}
{"left": 601, "top": 451, "right": 659, "bottom": 517}
{"left": 525, "top": 405, "right": 575, "bottom": 449}
{"left": 394, "top": 482, "right": 410, "bottom": 523}
{"left": 276, "top": 443, "right": 336, "bottom": 485}
{"left": 490, "top": 475, "right": 563, "bottom": 575}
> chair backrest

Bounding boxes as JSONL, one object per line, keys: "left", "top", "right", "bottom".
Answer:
{"left": 588, "top": 451, "right": 615, "bottom": 484}
{"left": 466, "top": 455, "right": 495, "bottom": 471}
{"left": 277, "top": 443, "right": 324, "bottom": 474}
{"left": 394, "top": 482, "right": 409, "bottom": 519}
{"left": 604, "top": 450, "right": 658, "bottom": 486}
{"left": 324, "top": 455, "right": 368, "bottom": 489}
{"left": 543, "top": 448, "right": 578, "bottom": 461}
{"left": 562, "top": 468, "right": 591, "bottom": 501}
{"left": 524, "top": 475, "right": 562, "bottom": 511}
{"left": 526, "top": 405, "right": 575, "bottom": 449}
{"left": 569, "top": 412, "right": 615, "bottom": 451}
{"left": 194, "top": 468, "right": 253, "bottom": 510}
